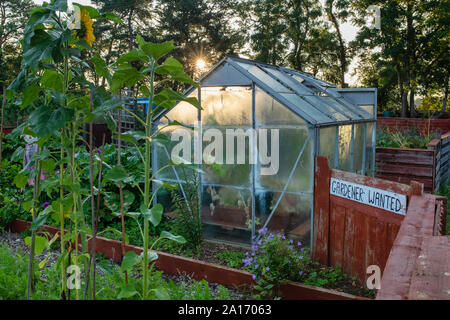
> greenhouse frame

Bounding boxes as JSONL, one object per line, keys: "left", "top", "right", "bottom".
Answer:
{"left": 151, "top": 56, "right": 377, "bottom": 247}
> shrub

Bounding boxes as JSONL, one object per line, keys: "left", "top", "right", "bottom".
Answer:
{"left": 244, "top": 228, "right": 307, "bottom": 299}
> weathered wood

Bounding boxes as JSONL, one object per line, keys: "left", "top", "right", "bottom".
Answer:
{"left": 313, "top": 156, "right": 331, "bottom": 265}
{"left": 376, "top": 195, "right": 439, "bottom": 300}
{"left": 408, "top": 236, "right": 450, "bottom": 300}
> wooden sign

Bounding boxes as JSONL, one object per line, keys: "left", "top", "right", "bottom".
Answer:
{"left": 330, "top": 178, "right": 407, "bottom": 215}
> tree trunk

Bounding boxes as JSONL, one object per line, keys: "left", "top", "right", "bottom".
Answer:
{"left": 441, "top": 73, "right": 449, "bottom": 113}
{"left": 0, "top": 85, "right": 6, "bottom": 170}
{"left": 327, "top": 1, "right": 346, "bottom": 88}
{"left": 396, "top": 63, "right": 408, "bottom": 117}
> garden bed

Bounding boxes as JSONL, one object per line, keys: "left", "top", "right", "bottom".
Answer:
{"left": 0, "top": 230, "right": 249, "bottom": 300}
{"left": 6, "top": 219, "right": 372, "bottom": 300}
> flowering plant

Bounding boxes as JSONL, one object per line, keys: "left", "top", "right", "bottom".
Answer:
{"left": 244, "top": 228, "right": 308, "bottom": 299}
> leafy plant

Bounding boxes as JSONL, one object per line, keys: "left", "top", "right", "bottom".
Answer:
{"left": 216, "top": 250, "right": 245, "bottom": 269}
{"left": 244, "top": 228, "right": 307, "bottom": 299}
{"left": 170, "top": 171, "right": 203, "bottom": 254}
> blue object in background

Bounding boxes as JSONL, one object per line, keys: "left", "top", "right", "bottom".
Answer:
{"left": 382, "top": 110, "right": 391, "bottom": 117}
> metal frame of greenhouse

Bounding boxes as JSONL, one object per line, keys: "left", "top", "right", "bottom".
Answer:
{"left": 149, "top": 56, "right": 377, "bottom": 247}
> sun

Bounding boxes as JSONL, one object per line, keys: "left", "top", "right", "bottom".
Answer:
{"left": 196, "top": 58, "right": 206, "bottom": 70}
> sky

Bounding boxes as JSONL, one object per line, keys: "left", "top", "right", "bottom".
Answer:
{"left": 32, "top": 0, "right": 361, "bottom": 85}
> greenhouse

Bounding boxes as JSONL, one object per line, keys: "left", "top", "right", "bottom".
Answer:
{"left": 151, "top": 56, "right": 377, "bottom": 246}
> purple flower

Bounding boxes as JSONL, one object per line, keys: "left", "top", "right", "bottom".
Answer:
{"left": 299, "top": 271, "right": 303, "bottom": 276}
{"left": 43, "top": 202, "right": 50, "bottom": 209}
{"left": 258, "top": 227, "right": 268, "bottom": 235}
{"left": 282, "top": 235, "right": 286, "bottom": 240}
{"left": 252, "top": 274, "right": 256, "bottom": 280}
{"left": 289, "top": 239, "right": 293, "bottom": 244}
{"left": 289, "top": 246, "right": 293, "bottom": 250}
{"left": 267, "top": 233, "right": 274, "bottom": 240}
{"left": 297, "top": 241, "right": 302, "bottom": 247}
{"left": 299, "top": 255, "right": 303, "bottom": 260}
{"left": 96, "top": 148, "right": 101, "bottom": 155}
{"left": 266, "top": 266, "right": 270, "bottom": 271}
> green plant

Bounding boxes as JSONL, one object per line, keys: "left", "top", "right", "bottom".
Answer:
{"left": 244, "top": 228, "right": 307, "bottom": 299}
{"left": 376, "top": 127, "right": 434, "bottom": 149}
{"left": 216, "top": 250, "right": 245, "bottom": 269}
{"left": 171, "top": 171, "right": 203, "bottom": 254}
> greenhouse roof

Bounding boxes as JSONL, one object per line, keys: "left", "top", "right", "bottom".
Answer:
{"left": 154, "top": 56, "right": 376, "bottom": 127}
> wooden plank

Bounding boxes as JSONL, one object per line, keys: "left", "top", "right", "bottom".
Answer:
{"left": 332, "top": 168, "right": 412, "bottom": 196}
{"left": 330, "top": 196, "right": 404, "bottom": 226}
{"left": 408, "top": 236, "right": 450, "bottom": 300}
{"left": 353, "top": 209, "right": 367, "bottom": 282}
{"left": 313, "top": 156, "right": 331, "bottom": 265}
{"left": 329, "top": 202, "right": 346, "bottom": 268}
{"left": 343, "top": 208, "right": 356, "bottom": 276}
{"left": 377, "top": 163, "right": 433, "bottom": 177}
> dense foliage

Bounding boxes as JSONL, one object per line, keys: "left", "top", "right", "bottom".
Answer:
{"left": 376, "top": 128, "right": 435, "bottom": 149}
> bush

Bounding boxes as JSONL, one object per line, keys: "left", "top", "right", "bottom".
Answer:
{"left": 244, "top": 228, "right": 307, "bottom": 299}
{"left": 376, "top": 127, "right": 434, "bottom": 149}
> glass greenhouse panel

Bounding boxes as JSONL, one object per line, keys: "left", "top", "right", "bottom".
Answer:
{"left": 202, "top": 185, "right": 252, "bottom": 243}
{"left": 303, "top": 95, "right": 349, "bottom": 122}
{"left": 262, "top": 67, "right": 312, "bottom": 95}
{"left": 338, "top": 125, "right": 352, "bottom": 171}
{"left": 163, "top": 89, "right": 198, "bottom": 125}
{"left": 353, "top": 124, "right": 365, "bottom": 174}
{"left": 365, "top": 122, "right": 374, "bottom": 176}
{"left": 319, "top": 126, "right": 337, "bottom": 168}
{"left": 154, "top": 125, "right": 196, "bottom": 181}
{"left": 235, "top": 62, "right": 292, "bottom": 93}
{"left": 359, "top": 104, "right": 375, "bottom": 116}
{"left": 255, "top": 87, "right": 307, "bottom": 126}
{"left": 201, "top": 87, "right": 252, "bottom": 126}
{"left": 255, "top": 191, "right": 312, "bottom": 246}
{"left": 320, "top": 96, "right": 361, "bottom": 120}
{"left": 281, "top": 93, "right": 334, "bottom": 123}
{"left": 257, "top": 127, "right": 313, "bottom": 193}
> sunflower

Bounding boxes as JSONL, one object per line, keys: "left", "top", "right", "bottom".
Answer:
{"left": 74, "top": 9, "right": 95, "bottom": 47}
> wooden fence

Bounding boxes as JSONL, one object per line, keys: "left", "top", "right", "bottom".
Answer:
{"left": 377, "top": 117, "right": 450, "bottom": 134}
{"left": 376, "top": 131, "right": 450, "bottom": 193}
{"left": 428, "top": 131, "right": 450, "bottom": 190}
{"left": 313, "top": 156, "right": 423, "bottom": 284}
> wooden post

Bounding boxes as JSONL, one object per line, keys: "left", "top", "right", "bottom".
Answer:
{"left": 313, "top": 156, "right": 331, "bottom": 265}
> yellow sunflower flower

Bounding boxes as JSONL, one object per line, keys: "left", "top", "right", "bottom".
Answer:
{"left": 74, "top": 9, "right": 95, "bottom": 47}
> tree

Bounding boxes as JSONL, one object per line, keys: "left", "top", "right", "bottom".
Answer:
{"left": 352, "top": 0, "right": 449, "bottom": 117}
{"left": 0, "top": 0, "right": 34, "bottom": 86}
{"left": 325, "top": 0, "right": 351, "bottom": 87}
{"left": 155, "top": 0, "right": 244, "bottom": 82}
